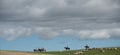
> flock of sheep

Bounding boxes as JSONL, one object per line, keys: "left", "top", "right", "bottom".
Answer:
{"left": 73, "top": 47, "right": 118, "bottom": 55}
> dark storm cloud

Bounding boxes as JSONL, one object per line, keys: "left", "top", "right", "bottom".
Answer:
{"left": 0, "top": 0, "right": 120, "bottom": 41}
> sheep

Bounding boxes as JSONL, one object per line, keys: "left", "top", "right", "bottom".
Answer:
{"left": 114, "top": 48, "right": 117, "bottom": 50}
{"left": 108, "top": 48, "right": 112, "bottom": 50}
{"left": 88, "top": 48, "right": 92, "bottom": 50}
{"left": 74, "top": 51, "right": 83, "bottom": 55}
{"left": 100, "top": 48, "right": 105, "bottom": 53}
{"left": 107, "top": 48, "right": 117, "bottom": 50}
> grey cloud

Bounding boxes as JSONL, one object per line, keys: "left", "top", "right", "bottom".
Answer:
{"left": 0, "top": 0, "right": 120, "bottom": 41}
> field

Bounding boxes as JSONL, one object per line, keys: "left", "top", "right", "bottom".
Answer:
{"left": 0, "top": 47, "right": 120, "bottom": 55}
{"left": 0, "top": 50, "right": 50, "bottom": 55}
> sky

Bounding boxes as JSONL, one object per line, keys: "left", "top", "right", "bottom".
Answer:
{"left": 0, "top": 0, "right": 120, "bottom": 51}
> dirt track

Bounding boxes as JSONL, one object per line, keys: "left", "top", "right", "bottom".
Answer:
{"left": 0, "top": 51, "right": 50, "bottom": 55}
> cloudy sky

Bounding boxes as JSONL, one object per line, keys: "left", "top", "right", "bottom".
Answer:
{"left": 0, "top": 0, "right": 120, "bottom": 51}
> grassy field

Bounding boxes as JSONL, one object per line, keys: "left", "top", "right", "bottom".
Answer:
{"left": 0, "top": 47, "right": 120, "bottom": 55}
{"left": 37, "top": 47, "right": 120, "bottom": 55}
{"left": 0, "top": 50, "right": 50, "bottom": 55}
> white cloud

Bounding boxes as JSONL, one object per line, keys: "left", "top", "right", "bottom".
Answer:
{"left": 62, "top": 28, "right": 120, "bottom": 39}
{"left": 78, "top": 30, "right": 110, "bottom": 39}
{"left": 0, "top": 27, "right": 32, "bottom": 41}
{"left": 0, "top": 26, "right": 120, "bottom": 41}
{"left": 35, "top": 27, "right": 60, "bottom": 39}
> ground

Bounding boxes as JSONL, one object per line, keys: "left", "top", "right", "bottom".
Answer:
{"left": 0, "top": 47, "right": 120, "bottom": 55}
{"left": 0, "top": 51, "right": 50, "bottom": 55}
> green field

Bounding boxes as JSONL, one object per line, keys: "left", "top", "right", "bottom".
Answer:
{"left": 41, "top": 47, "right": 120, "bottom": 55}
{"left": 0, "top": 47, "right": 120, "bottom": 55}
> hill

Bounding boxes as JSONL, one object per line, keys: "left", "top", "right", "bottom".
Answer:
{"left": 0, "top": 47, "right": 120, "bottom": 55}
{"left": 41, "top": 47, "right": 120, "bottom": 55}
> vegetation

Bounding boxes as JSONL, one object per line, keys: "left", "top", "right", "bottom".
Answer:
{"left": 41, "top": 47, "right": 120, "bottom": 55}
{"left": 0, "top": 47, "right": 120, "bottom": 55}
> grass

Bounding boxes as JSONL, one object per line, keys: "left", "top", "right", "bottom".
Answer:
{"left": 0, "top": 47, "right": 120, "bottom": 55}
{"left": 0, "top": 50, "right": 49, "bottom": 55}
{"left": 42, "top": 47, "right": 120, "bottom": 55}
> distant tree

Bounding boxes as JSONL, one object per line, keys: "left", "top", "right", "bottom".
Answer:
{"left": 64, "top": 46, "right": 70, "bottom": 51}
{"left": 38, "top": 48, "right": 46, "bottom": 52}
{"left": 85, "top": 45, "right": 89, "bottom": 50}
{"left": 34, "top": 48, "right": 38, "bottom": 52}
{"left": 34, "top": 48, "right": 46, "bottom": 52}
